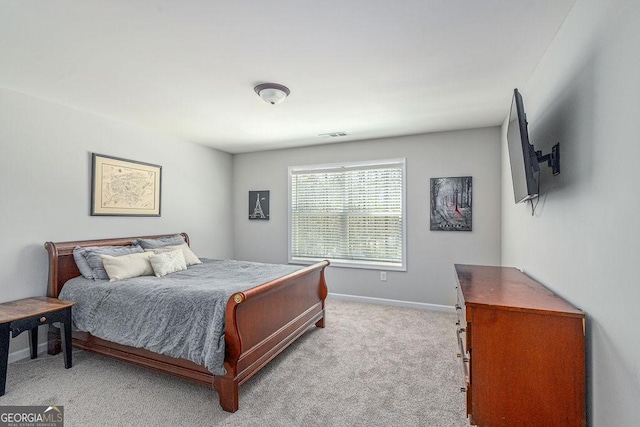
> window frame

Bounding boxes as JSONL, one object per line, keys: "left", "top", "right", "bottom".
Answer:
{"left": 288, "top": 158, "right": 407, "bottom": 271}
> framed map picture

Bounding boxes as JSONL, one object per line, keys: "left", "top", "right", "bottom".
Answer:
{"left": 430, "top": 176, "right": 472, "bottom": 231}
{"left": 91, "top": 153, "right": 162, "bottom": 216}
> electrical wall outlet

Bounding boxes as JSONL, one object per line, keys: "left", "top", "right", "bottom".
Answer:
{"left": 380, "top": 271, "right": 387, "bottom": 281}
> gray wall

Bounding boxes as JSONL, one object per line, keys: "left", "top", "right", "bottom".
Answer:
{"left": 500, "top": 0, "right": 640, "bottom": 424}
{"left": 233, "top": 128, "right": 502, "bottom": 307}
{"left": 0, "top": 88, "right": 234, "bottom": 357}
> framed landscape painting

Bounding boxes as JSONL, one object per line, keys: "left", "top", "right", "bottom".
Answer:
{"left": 91, "top": 153, "right": 162, "bottom": 216}
{"left": 430, "top": 176, "right": 472, "bottom": 231}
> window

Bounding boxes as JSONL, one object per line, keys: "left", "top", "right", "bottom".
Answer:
{"left": 288, "top": 158, "right": 406, "bottom": 270}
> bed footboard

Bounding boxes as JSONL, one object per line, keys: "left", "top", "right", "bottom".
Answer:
{"left": 214, "top": 260, "right": 329, "bottom": 412}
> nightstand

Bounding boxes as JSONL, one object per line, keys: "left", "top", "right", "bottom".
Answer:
{"left": 0, "top": 297, "right": 75, "bottom": 396}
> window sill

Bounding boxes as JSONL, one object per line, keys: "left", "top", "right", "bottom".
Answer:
{"left": 289, "top": 257, "right": 406, "bottom": 272}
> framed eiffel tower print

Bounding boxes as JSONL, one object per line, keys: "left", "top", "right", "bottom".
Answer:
{"left": 249, "top": 190, "right": 270, "bottom": 220}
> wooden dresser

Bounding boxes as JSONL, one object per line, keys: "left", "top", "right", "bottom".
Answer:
{"left": 454, "top": 264, "right": 585, "bottom": 426}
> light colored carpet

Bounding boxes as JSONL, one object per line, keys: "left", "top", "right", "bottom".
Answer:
{"left": 1, "top": 299, "right": 469, "bottom": 426}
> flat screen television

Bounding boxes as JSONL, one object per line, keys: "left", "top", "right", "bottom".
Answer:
{"left": 507, "top": 88, "right": 540, "bottom": 203}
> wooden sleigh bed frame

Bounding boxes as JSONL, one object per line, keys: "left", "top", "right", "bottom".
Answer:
{"left": 44, "top": 233, "right": 329, "bottom": 412}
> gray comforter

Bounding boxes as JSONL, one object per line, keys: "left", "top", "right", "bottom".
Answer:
{"left": 59, "top": 258, "right": 302, "bottom": 375}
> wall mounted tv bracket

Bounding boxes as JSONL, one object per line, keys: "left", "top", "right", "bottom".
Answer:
{"left": 536, "top": 143, "right": 560, "bottom": 175}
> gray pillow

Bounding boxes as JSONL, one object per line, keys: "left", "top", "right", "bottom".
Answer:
{"left": 73, "top": 246, "right": 95, "bottom": 279}
{"left": 76, "top": 245, "right": 144, "bottom": 280}
{"left": 132, "top": 234, "right": 186, "bottom": 250}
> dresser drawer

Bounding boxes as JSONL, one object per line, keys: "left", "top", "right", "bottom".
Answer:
{"left": 455, "top": 284, "right": 466, "bottom": 327}
{"left": 455, "top": 283, "right": 470, "bottom": 407}
{"left": 456, "top": 324, "right": 469, "bottom": 371}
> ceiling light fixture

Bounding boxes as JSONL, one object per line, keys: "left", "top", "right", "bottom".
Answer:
{"left": 254, "top": 83, "right": 290, "bottom": 105}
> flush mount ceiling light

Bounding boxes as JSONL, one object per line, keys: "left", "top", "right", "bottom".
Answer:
{"left": 254, "top": 83, "right": 290, "bottom": 105}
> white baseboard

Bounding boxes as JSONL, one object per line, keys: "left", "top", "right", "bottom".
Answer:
{"left": 328, "top": 292, "right": 455, "bottom": 313}
{"left": 8, "top": 342, "right": 49, "bottom": 364}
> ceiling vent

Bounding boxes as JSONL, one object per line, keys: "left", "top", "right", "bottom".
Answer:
{"left": 318, "top": 131, "right": 348, "bottom": 138}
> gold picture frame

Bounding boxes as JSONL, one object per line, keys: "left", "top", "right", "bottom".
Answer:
{"left": 91, "top": 153, "right": 162, "bottom": 216}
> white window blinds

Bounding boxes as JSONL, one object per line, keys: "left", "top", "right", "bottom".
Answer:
{"left": 289, "top": 159, "right": 406, "bottom": 270}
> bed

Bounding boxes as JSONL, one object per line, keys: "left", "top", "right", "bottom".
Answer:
{"left": 44, "top": 233, "right": 329, "bottom": 412}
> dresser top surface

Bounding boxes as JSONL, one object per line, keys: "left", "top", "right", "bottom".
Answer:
{"left": 455, "top": 264, "right": 584, "bottom": 317}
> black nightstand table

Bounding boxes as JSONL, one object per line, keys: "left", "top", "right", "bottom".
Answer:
{"left": 0, "top": 296, "right": 75, "bottom": 396}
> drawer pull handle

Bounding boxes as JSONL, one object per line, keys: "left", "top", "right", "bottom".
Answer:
{"left": 460, "top": 387, "right": 466, "bottom": 393}
{"left": 455, "top": 304, "right": 462, "bottom": 310}
{"left": 456, "top": 327, "right": 470, "bottom": 384}
{"left": 40, "top": 317, "right": 47, "bottom": 323}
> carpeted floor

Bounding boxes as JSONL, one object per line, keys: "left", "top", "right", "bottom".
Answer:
{"left": 1, "top": 299, "right": 469, "bottom": 426}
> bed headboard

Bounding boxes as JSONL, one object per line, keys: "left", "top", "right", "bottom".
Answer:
{"left": 44, "top": 233, "right": 190, "bottom": 298}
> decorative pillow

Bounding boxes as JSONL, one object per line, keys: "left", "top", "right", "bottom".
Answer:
{"left": 101, "top": 252, "right": 154, "bottom": 282}
{"left": 149, "top": 249, "right": 187, "bottom": 277}
{"left": 73, "top": 246, "right": 95, "bottom": 279}
{"left": 132, "top": 234, "right": 186, "bottom": 250}
{"left": 147, "top": 243, "right": 202, "bottom": 266}
{"left": 77, "top": 245, "right": 144, "bottom": 280}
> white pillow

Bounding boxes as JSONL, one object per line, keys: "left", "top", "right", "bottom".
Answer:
{"left": 101, "top": 252, "right": 154, "bottom": 282}
{"left": 149, "top": 249, "right": 187, "bottom": 277}
{"left": 147, "top": 243, "right": 202, "bottom": 266}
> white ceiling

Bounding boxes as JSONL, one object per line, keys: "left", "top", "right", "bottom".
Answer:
{"left": 0, "top": 1, "right": 576, "bottom": 154}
